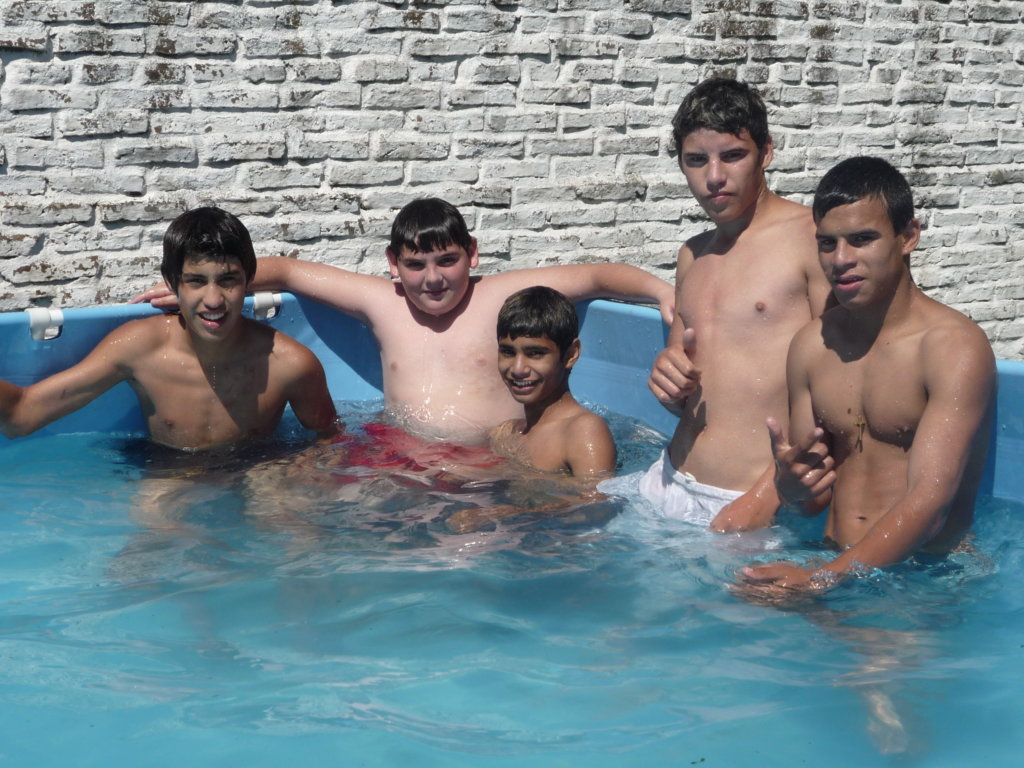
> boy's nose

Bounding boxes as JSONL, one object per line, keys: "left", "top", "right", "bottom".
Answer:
{"left": 706, "top": 159, "right": 725, "bottom": 188}
{"left": 510, "top": 354, "right": 531, "bottom": 376}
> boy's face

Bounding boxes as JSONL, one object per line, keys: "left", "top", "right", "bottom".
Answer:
{"left": 814, "top": 196, "right": 920, "bottom": 310}
{"left": 679, "top": 128, "right": 772, "bottom": 224}
{"left": 173, "top": 255, "right": 247, "bottom": 342}
{"left": 387, "top": 239, "right": 479, "bottom": 317}
{"left": 497, "top": 335, "right": 580, "bottom": 408}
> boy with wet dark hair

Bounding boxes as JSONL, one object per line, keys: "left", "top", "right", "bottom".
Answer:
{"left": 670, "top": 77, "right": 770, "bottom": 155}
{"left": 0, "top": 207, "right": 337, "bottom": 450}
{"left": 161, "top": 205, "right": 258, "bottom": 292}
{"left": 489, "top": 286, "right": 615, "bottom": 476}
{"left": 645, "top": 76, "right": 833, "bottom": 529}
{"left": 739, "top": 156, "right": 995, "bottom": 593}
{"left": 135, "top": 197, "right": 673, "bottom": 446}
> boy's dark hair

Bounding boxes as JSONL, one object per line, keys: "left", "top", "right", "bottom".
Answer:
{"left": 812, "top": 156, "right": 915, "bottom": 233}
{"left": 497, "top": 286, "right": 579, "bottom": 356}
{"left": 161, "top": 206, "right": 257, "bottom": 292}
{"left": 671, "top": 77, "right": 770, "bottom": 156}
{"left": 389, "top": 197, "right": 473, "bottom": 257}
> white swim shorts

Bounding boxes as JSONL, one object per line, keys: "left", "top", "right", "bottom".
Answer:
{"left": 637, "top": 448, "right": 744, "bottom": 527}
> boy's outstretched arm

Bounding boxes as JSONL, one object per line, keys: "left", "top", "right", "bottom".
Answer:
{"left": 500, "top": 263, "right": 674, "bottom": 324}
{"left": 0, "top": 326, "right": 134, "bottom": 438}
{"left": 133, "top": 258, "right": 390, "bottom": 324}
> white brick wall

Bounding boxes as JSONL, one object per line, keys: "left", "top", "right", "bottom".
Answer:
{"left": 0, "top": 0, "right": 1022, "bottom": 358}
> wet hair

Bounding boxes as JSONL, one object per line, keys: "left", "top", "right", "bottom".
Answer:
{"left": 161, "top": 206, "right": 257, "bottom": 292}
{"left": 671, "top": 77, "right": 770, "bottom": 156}
{"left": 389, "top": 197, "right": 473, "bottom": 257}
{"left": 497, "top": 286, "right": 579, "bottom": 356}
{"left": 812, "top": 156, "right": 915, "bottom": 233}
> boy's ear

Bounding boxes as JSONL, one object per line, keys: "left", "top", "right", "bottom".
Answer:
{"left": 563, "top": 338, "right": 581, "bottom": 371}
{"left": 900, "top": 218, "right": 921, "bottom": 257}
{"left": 467, "top": 237, "right": 480, "bottom": 269}
{"left": 385, "top": 246, "right": 401, "bottom": 280}
{"left": 759, "top": 134, "right": 774, "bottom": 170}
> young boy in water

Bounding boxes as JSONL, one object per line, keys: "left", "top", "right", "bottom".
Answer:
{"left": 0, "top": 207, "right": 338, "bottom": 451}
{"left": 489, "top": 286, "right": 615, "bottom": 476}
{"left": 739, "top": 157, "right": 995, "bottom": 593}
{"left": 446, "top": 287, "right": 615, "bottom": 533}
{"left": 134, "top": 198, "right": 673, "bottom": 445}
{"left": 645, "top": 77, "right": 833, "bottom": 530}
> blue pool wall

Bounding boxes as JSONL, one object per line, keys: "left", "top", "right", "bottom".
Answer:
{"left": 1, "top": 295, "right": 1022, "bottom": 504}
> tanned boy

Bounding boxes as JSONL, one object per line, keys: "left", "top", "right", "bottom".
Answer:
{"left": 1, "top": 207, "right": 337, "bottom": 450}
{"left": 740, "top": 156, "right": 995, "bottom": 593}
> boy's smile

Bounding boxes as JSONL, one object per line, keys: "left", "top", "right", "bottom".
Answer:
{"left": 679, "top": 128, "right": 772, "bottom": 224}
{"left": 175, "top": 256, "right": 247, "bottom": 342}
{"left": 497, "top": 335, "right": 578, "bottom": 408}
{"left": 388, "top": 240, "right": 479, "bottom": 317}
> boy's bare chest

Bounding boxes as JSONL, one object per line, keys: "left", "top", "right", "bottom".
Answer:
{"left": 679, "top": 254, "right": 809, "bottom": 333}
{"left": 810, "top": 348, "right": 926, "bottom": 453}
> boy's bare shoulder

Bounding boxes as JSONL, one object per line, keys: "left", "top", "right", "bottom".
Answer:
{"left": 105, "top": 314, "right": 177, "bottom": 354}
{"left": 918, "top": 299, "right": 994, "bottom": 370}
{"left": 563, "top": 405, "right": 613, "bottom": 442}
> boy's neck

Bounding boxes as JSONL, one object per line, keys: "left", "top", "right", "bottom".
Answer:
{"left": 179, "top": 316, "right": 248, "bottom": 365}
{"left": 712, "top": 183, "right": 777, "bottom": 245}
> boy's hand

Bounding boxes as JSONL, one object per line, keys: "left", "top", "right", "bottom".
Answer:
{"left": 648, "top": 328, "right": 701, "bottom": 413}
{"left": 766, "top": 418, "right": 835, "bottom": 508}
{"left": 130, "top": 284, "right": 179, "bottom": 309}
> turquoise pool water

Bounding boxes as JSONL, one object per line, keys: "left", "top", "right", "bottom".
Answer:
{"left": 1, "top": 405, "right": 1021, "bottom": 767}
{"left": 2, "top": 297, "right": 1022, "bottom": 766}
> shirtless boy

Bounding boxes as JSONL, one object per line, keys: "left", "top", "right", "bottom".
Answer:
{"left": 739, "top": 156, "right": 995, "bottom": 591}
{"left": 645, "top": 78, "right": 832, "bottom": 528}
{"left": 446, "top": 286, "right": 615, "bottom": 533}
{"left": 0, "top": 207, "right": 337, "bottom": 450}
{"left": 136, "top": 197, "right": 673, "bottom": 445}
{"left": 489, "top": 286, "right": 615, "bottom": 477}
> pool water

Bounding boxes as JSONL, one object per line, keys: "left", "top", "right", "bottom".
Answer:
{"left": 0, "top": 406, "right": 1021, "bottom": 767}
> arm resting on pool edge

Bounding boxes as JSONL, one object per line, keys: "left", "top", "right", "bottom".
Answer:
{"left": 0, "top": 324, "right": 134, "bottom": 438}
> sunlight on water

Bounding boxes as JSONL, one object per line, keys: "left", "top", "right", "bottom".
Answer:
{"left": 0, "top": 406, "right": 1021, "bottom": 767}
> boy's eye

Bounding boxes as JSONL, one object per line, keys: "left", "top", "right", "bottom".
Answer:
{"left": 850, "top": 233, "right": 878, "bottom": 247}
{"left": 722, "top": 150, "right": 747, "bottom": 162}
{"left": 438, "top": 257, "right": 459, "bottom": 267}
{"left": 682, "top": 154, "right": 707, "bottom": 167}
{"left": 816, "top": 237, "right": 836, "bottom": 252}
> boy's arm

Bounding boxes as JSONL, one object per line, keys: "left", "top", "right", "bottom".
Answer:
{"left": 245, "top": 258, "right": 386, "bottom": 323}
{"left": 712, "top": 324, "right": 832, "bottom": 533}
{"left": 134, "top": 257, "right": 390, "bottom": 324}
{"left": 0, "top": 325, "right": 136, "bottom": 437}
{"left": 282, "top": 344, "right": 339, "bottom": 438}
{"left": 648, "top": 244, "right": 700, "bottom": 414}
{"left": 743, "top": 324, "right": 995, "bottom": 590}
{"left": 817, "top": 326, "right": 994, "bottom": 573}
{"left": 501, "top": 263, "right": 675, "bottom": 324}
{"left": 564, "top": 413, "right": 616, "bottom": 477}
